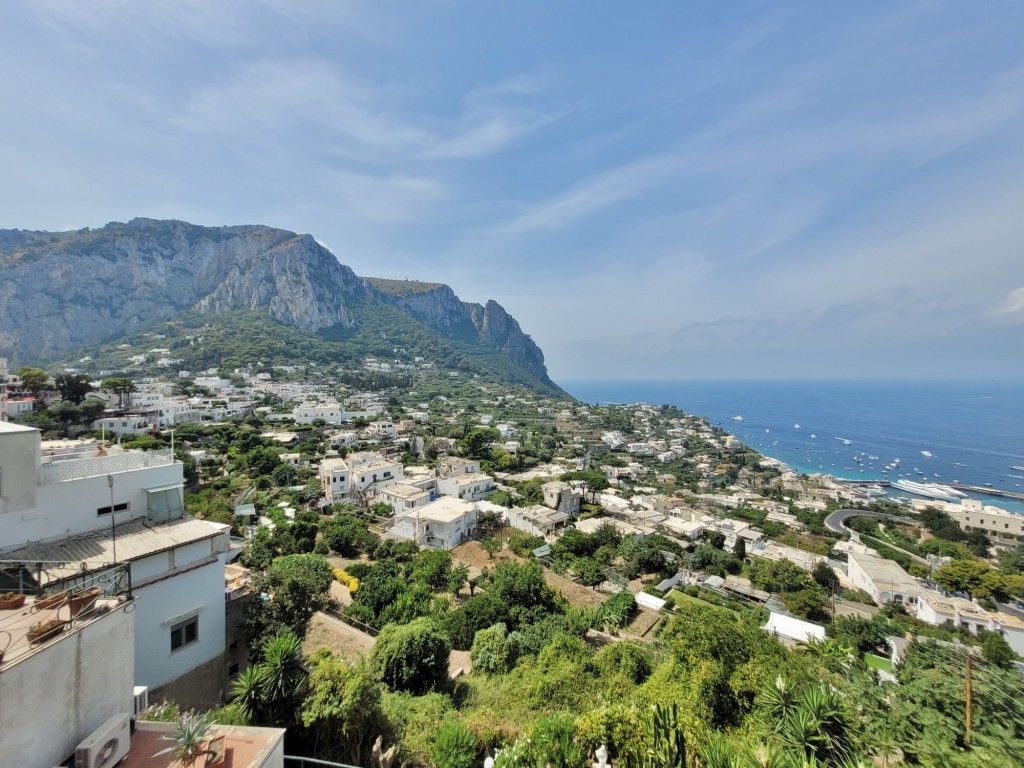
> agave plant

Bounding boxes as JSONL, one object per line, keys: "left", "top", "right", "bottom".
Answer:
{"left": 154, "top": 712, "right": 213, "bottom": 768}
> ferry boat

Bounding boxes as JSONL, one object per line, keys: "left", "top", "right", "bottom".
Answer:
{"left": 891, "top": 479, "right": 967, "bottom": 502}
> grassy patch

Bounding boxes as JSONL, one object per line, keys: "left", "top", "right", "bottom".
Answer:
{"left": 667, "top": 589, "right": 736, "bottom": 614}
{"left": 863, "top": 653, "right": 894, "bottom": 673}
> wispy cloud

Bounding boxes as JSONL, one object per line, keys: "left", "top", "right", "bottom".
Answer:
{"left": 994, "top": 287, "right": 1024, "bottom": 320}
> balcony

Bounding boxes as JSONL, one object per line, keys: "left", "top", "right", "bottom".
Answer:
{"left": 0, "top": 561, "right": 132, "bottom": 669}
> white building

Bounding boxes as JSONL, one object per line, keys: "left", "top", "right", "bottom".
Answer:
{"left": 0, "top": 421, "right": 231, "bottom": 707}
{"left": 293, "top": 401, "right": 345, "bottom": 425}
{"left": 915, "top": 592, "right": 1024, "bottom": 655}
{"left": 318, "top": 452, "right": 405, "bottom": 503}
{"left": 507, "top": 504, "right": 569, "bottom": 538}
{"left": 439, "top": 456, "right": 481, "bottom": 476}
{"left": 846, "top": 548, "right": 924, "bottom": 607}
{"left": 436, "top": 472, "right": 496, "bottom": 502}
{"left": 542, "top": 481, "right": 582, "bottom": 517}
{"left": 389, "top": 496, "right": 479, "bottom": 550}
{"left": 94, "top": 414, "right": 153, "bottom": 436}
{"left": 378, "top": 483, "right": 432, "bottom": 517}
{"left": 935, "top": 498, "right": 1024, "bottom": 540}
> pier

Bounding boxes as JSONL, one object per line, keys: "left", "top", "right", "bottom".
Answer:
{"left": 950, "top": 484, "right": 1024, "bottom": 502}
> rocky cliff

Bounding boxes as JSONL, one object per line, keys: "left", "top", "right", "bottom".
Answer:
{"left": 0, "top": 218, "right": 558, "bottom": 391}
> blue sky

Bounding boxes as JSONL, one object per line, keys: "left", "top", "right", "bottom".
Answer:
{"left": 2, "top": 1, "right": 1024, "bottom": 380}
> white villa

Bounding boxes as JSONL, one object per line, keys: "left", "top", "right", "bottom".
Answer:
{"left": 389, "top": 496, "right": 479, "bottom": 550}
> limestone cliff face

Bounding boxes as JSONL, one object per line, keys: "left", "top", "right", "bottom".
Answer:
{"left": 364, "top": 279, "right": 552, "bottom": 384}
{"left": 0, "top": 219, "right": 556, "bottom": 389}
{"left": 0, "top": 219, "right": 362, "bottom": 361}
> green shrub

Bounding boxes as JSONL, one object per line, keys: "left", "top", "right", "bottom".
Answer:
{"left": 432, "top": 718, "right": 480, "bottom": 768}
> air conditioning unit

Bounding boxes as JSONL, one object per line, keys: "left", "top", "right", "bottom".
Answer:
{"left": 132, "top": 685, "right": 149, "bottom": 716}
{"left": 75, "top": 713, "right": 130, "bottom": 768}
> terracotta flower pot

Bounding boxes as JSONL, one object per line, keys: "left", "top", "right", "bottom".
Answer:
{"left": 36, "top": 592, "right": 67, "bottom": 609}
{"left": 27, "top": 619, "right": 67, "bottom": 644}
{"left": 0, "top": 594, "right": 25, "bottom": 610}
{"left": 70, "top": 586, "right": 102, "bottom": 618}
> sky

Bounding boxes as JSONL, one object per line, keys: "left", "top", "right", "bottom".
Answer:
{"left": 2, "top": 1, "right": 1024, "bottom": 381}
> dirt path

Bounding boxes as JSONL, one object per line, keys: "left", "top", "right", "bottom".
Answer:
{"left": 451, "top": 540, "right": 523, "bottom": 578}
{"left": 303, "top": 612, "right": 375, "bottom": 661}
{"left": 543, "top": 570, "right": 608, "bottom": 609}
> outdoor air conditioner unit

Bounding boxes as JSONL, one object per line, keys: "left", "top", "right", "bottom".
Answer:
{"left": 132, "top": 685, "right": 149, "bottom": 716}
{"left": 75, "top": 713, "right": 130, "bottom": 768}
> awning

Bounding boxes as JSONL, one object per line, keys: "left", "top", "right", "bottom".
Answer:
{"left": 146, "top": 484, "right": 184, "bottom": 522}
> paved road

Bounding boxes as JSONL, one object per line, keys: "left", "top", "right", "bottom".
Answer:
{"left": 824, "top": 508, "right": 919, "bottom": 535}
{"left": 825, "top": 508, "right": 929, "bottom": 566}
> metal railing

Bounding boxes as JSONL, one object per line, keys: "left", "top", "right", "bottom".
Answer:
{"left": 0, "top": 561, "right": 132, "bottom": 668}
{"left": 39, "top": 448, "right": 174, "bottom": 483}
{"left": 284, "top": 757, "right": 361, "bottom": 768}
{"left": 0, "top": 559, "right": 132, "bottom": 599}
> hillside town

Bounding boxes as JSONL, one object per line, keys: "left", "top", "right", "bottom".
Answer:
{"left": 2, "top": 354, "right": 1024, "bottom": 767}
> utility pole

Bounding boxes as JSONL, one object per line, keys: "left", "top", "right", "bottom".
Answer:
{"left": 965, "top": 653, "right": 973, "bottom": 747}
{"left": 107, "top": 474, "right": 117, "bottom": 565}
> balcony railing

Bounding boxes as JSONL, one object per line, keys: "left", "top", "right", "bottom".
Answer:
{"left": 0, "top": 561, "right": 132, "bottom": 669}
{"left": 39, "top": 449, "right": 175, "bottom": 483}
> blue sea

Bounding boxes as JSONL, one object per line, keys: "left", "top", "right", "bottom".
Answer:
{"left": 562, "top": 380, "right": 1024, "bottom": 515}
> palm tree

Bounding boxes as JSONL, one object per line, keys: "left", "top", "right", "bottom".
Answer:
{"left": 260, "top": 631, "right": 307, "bottom": 723}
{"left": 229, "top": 665, "right": 265, "bottom": 722}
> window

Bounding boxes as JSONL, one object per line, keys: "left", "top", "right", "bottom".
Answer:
{"left": 97, "top": 502, "right": 130, "bottom": 517}
{"left": 170, "top": 617, "right": 199, "bottom": 652}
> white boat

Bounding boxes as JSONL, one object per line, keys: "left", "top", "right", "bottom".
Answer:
{"left": 810, "top": 434, "right": 817, "bottom": 439}
{"left": 732, "top": 415, "right": 744, "bottom": 422}
{"left": 921, "top": 450, "right": 933, "bottom": 458}
{"left": 793, "top": 424, "right": 801, "bottom": 430}
{"left": 765, "top": 428, "right": 770, "bottom": 433}
{"left": 891, "top": 479, "right": 967, "bottom": 502}
{"left": 843, "top": 440, "right": 852, "bottom": 446}
{"left": 1012, "top": 465, "right": 1024, "bottom": 472}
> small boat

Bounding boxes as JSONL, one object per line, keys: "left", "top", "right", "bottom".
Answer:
{"left": 921, "top": 451, "right": 933, "bottom": 458}
{"left": 1012, "top": 465, "right": 1024, "bottom": 472}
{"left": 793, "top": 424, "right": 801, "bottom": 430}
{"left": 765, "top": 428, "right": 770, "bottom": 433}
{"left": 732, "top": 415, "right": 744, "bottom": 422}
{"left": 810, "top": 434, "right": 817, "bottom": 439}
{"left": 843, "top": 440, "right": 852, "bottom": 446}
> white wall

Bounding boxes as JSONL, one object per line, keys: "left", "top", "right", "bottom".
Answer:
{"left": 132, "top": 557, "right": 225, "bottom": 691}
{"left": 0, "top": 425, "right": 40, "bottom": 513}
{"left": 9, "top": 461, "right": 183, "bottom": 548}
{"left": 0, "top": 603, "right": 134, "bottom": 768}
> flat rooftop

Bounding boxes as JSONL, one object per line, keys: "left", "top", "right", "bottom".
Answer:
{"left": 121, "top": 722, "right": 284, "bottom": 768}
{"left": 1, "top": 517, "right": 229, "bottom": 582}
{"left": 411, "top": 496, "right": 476, "bottom": 523}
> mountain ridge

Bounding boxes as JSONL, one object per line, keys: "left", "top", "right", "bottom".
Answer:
{"left": 0, "top": 218, "right": 564, "bottom": 395}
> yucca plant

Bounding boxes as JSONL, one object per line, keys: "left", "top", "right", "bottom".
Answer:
{"left": 154, "top": 712, "right": 213, "bottom": 768}
{"left": 619, "top": 703, "right": 686, "bottom": 768}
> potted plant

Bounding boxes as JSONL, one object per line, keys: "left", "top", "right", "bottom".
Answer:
{"left": 36, "top": 591, "right": 67, "bottom": 609}
{"left": 0, "top": 592, "right": 25, "bottom": 610}
{"left": 154, "top": 712, "right": 215, "bottom": 768}
{"left": 27, "top": 617, "right": 67, "bottom": 644}
{"left": 70, "top": 586, "right": 102, "bottom": 617}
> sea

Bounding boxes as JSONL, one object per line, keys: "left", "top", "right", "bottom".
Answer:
{"left": 562, "top": 380, "right": 1024, "bottom": 515}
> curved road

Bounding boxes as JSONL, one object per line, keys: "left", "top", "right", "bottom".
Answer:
{"left": 825, "top": 508, "right": 929, "bottom": 566}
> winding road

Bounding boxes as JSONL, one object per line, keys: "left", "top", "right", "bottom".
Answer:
{"left": 825, "top": 508, "right": 930, "bottom": 566}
